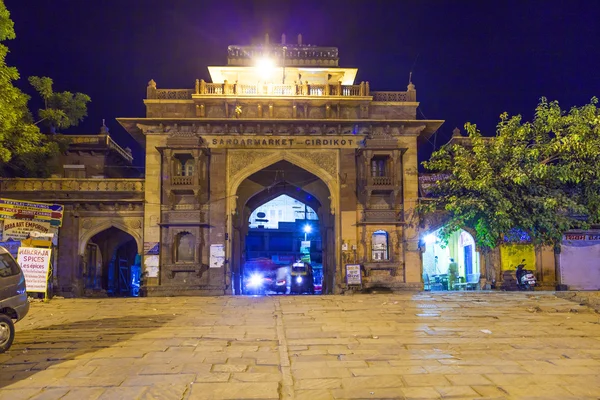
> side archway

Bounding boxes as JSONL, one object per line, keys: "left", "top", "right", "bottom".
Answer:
{"left": 79, "top": 218, "right": 143, "bottom": 256}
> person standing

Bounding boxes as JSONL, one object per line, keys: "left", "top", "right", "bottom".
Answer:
{"left": 448, "top": 258, "right": 458, "bottom": 290}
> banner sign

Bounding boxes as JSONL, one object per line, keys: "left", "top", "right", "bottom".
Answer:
{"left": 2, "top": 218, "right": 52, "bottom": 241}
{"left": 0, "top": 198, "right": 64, "bottom": 227}
{"left": 418, "top": 173, "right": 451, "bottom": 198}
{"left": 17, "top": 247, "right": 52, "bottom": 293}
{"left": 345, "top": 264, "right": 362, "bottom": 285}
{"left": 210, "top": 244, "right": 225, "bottom": 268}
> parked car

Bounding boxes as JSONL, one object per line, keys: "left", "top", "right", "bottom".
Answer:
{"left": 0, "top": 246, "right": 30, "bottom": 353}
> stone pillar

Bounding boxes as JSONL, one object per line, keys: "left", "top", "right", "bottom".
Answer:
{"left": 147, "top": 79, "right": 157, "bottom": 99}
{"left": 400, "top": 136, "right": 421, "bottom": 285}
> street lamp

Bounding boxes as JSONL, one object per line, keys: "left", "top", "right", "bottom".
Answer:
{"left": 255, "top": 58, "right": 275, "bottom": 81}
{"left": 303, "top": 224, "right": 312, "bottom": 241}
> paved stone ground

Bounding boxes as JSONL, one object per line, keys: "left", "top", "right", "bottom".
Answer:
{"left": 1, "top": 292, "right": 599, "bottom": 400}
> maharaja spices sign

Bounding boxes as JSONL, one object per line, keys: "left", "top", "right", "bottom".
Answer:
{"left": 2, "top": 218, "right": 51, "bottom": 241}
{"left": 17, "top": 247, "right": 52, "bottom": 293}
{"left": 203, "top": 135, "right": 363, "bottom": 149}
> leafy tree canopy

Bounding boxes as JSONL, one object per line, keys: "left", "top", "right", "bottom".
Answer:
{"left": 29, "top": 76, "right": 91, "bottom": 133}
{"left": 418, "top": 98, "right": 600, "bottom": 250}
{"left": 0, "top": 1, "right": 90, "bottom": 177}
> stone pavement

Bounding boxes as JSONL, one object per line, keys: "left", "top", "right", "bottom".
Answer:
{"left": 1, "top": 292, "right": 599, "bottom": 400}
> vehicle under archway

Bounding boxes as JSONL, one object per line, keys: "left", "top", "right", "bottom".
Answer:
{"left": 231, "top": 160, "right": 333, "bottom": 295}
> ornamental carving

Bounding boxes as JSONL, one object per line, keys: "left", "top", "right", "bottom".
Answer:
{"left": 228, "top": 151, "right": 273, "bottom": 180}
{"left": 291, "top": 150, "right": 337, "bottom": 178}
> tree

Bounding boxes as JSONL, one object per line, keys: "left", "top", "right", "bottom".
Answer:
{"left": 0, "top": 1, "right": 90, "bottom": 177}
{"left": 418, "top": 98, "right": 600, "bottom": 250}
{"left": 29, "top": 76, "right": 91, "bottom": 133}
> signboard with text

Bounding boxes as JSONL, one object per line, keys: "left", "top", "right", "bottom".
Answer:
{"left": 17, "top": 247, "right": 52, "bottom": 293}
{"left": 2, "top": 218, "right": 52, "bottom": 241}
{"left": 210, "top": 244, "right": 225, "bottom": 268}
{"left": 0, "top": 198, "right": 64, "bottom": 227}
{"left": 345, "top": 264, "right": 362, "bottom": 285}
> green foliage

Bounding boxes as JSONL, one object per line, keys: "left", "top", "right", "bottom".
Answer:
{"left": 29, "top": 76, "right": 91, "bottom": 132}
{"left": 0, "top": 1, "right": 88, "bottom": 177}
{"left": 418, "top": 98, "right": 600, "bottom": 250}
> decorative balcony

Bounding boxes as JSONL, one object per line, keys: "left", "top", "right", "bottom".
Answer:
{"left": 370, "top": 176, "right": 393, "bottom": 186}
{"left": 171, "top": 176, "right": 193, "bottom": 185}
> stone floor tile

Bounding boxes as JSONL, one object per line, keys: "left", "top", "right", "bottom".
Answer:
{"left": 194, "top": 372, "right": 231, "bottom": 383}
{"left": 231, "top": 372, "right": 281, "bottom": 382}
{"left": 97, "top": 386, "right": 147, "bottom": 400}
{"left": 294, "top": 389, "right": 335, "bottom": 400}
{"left": 340, "top": 375, "right": 404, "bottom": 390}
{"left": 500, "top": 384, "right": 575, "bottom": 398}
{"left": 188, "top": 382, "right": 279, "bottom": 399}
{"left": 444, "top": 373, "right": 493, "bottom": 386}
{"left": 435, "top": 385, "right": 479, "bottom": 398}
{"left": 470, "top": 385, "right": 510, "bottom": 398}
{"left": 27, "top": 388, "right": 70, "bottom": 400}
{"left": 212, "top": 363, "right": 248, "bottom": 372}
{"left": 332, "top": 387, "right": 405, "bottom": 399}
{"left": 60, "top": 388, "right": 106, "bottom": 400}
{"left": 294, "top": 378, "right": 342, "bottom": 390}
{"left": 0, "top": 389, "right": 44, "bottom": 400}
{"left": 121, "top": 373, "right": 196, "bottom": 387}
{"left": 398, "top": 386, "right": 441, "bottom": 399}
{"left": 139, "top": 383, "right": 190, "bottom": 400}
{"left": 563, "top": 384, "right": 600, "bottom": 397}
{"left": 402, "top": 374, "right": 451, "bottom": 387}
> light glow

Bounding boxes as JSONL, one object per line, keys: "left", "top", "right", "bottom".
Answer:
{"left": 248, "top": 273, "right": 263, "bottom": 288}
{"left": 424, "top": 234, "right": 437, "bottom": 244}
{"left": 296, "top": 276, "right": 303, "bottom": 284}
{"left": 255, "top": 58, "right": 275, "bottom": 80}
{"left": 303, "top": 224, "right": 312, "bottom": 234}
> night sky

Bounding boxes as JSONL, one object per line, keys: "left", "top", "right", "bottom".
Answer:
{"left": 5, "top": 0, "right": 600, "bottom": 168}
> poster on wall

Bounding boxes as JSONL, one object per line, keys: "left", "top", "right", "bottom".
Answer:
{"left": 210, "top": 244, "right": 225, "bottom": 268}
{"left": 144, "top": 255, "right": 159, "bottom": 278}
{"left": 2, "top": 218, "right": 52, "bottom": 242}
{"left": 345, "top": 264, "right": 362, "bottom": 285}
{"left": 17, "top": 247, "right": 52, "bottom": 293}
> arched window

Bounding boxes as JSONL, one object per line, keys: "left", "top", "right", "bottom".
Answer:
{"left": 175, "top": 232, "right": 195, "bottom": 263}
{"left": 371, "top": 230, "right": 389, "bottom": 261}
{"left": 183, "top": 160, "right": 195, "bottom": 177}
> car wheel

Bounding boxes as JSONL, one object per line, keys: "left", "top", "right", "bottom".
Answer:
{"left": 0, "top": 314, "right": 15, "bottom": 353}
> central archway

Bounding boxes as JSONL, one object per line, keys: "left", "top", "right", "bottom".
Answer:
{"left": 230, "top": 159, "right": 336, "bottom": 294}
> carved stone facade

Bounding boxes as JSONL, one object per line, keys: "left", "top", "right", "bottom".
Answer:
{"left": 117, "top": 39, "right": 443, "bottom": 296}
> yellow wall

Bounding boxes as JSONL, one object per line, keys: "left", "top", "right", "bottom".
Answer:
{"left": 500, "top": 244, "right": 535, "bottom": 271}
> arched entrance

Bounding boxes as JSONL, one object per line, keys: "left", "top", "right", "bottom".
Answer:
{"left": 422, "top": 228, "right": 481, "bottom": 291}
{"left": 230, "top": 160, "right": 335, "bottom": 295}
{"left": 82, "top": 227, "right": 141, "bottom": 297}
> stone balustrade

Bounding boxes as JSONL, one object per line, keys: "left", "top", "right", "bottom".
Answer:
{"left": 147, "top": 80, "right": 416, "bottom": 102}
{"left": 371, "top": 176, "right": 393, "bottom": 186}
{"left": 0, "top": 178, "right": 145, "bottom": 192}
{"left": 171, "top": 176, "right": 193, "bottom": 185}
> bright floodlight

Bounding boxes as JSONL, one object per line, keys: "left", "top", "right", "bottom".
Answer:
{"left": 303, "top": 224, "right": 312, "bottom": 234}
{"left": 255, "top": 58, "right": 275, "bottom": 78}
{"left": 424, "top": 234, "right": 436, "bottom": 244}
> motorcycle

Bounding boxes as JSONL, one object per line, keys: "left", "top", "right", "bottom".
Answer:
{"left": 515, "top": 259, "right": 536, "bottom": 291}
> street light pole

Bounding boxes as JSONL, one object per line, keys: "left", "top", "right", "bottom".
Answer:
{"left": 282, "top": 46, "right": 287, "bottom": 84}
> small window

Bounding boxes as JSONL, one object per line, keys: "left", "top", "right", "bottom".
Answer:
{"left": 0, "top": 253, "right": 20, "bottom": 277}
{"left": 371, "top": 157, "right": 388, "bottom": 177}
{"left": 174, "top": 155, "right": 194, "bottom": 177}
{"left": 183, "top": 160, "right": 195, "bottom": 177}
{"left": 175, "top": 232, "right": 195, "bottom": 263}
{"left": 371, "top": 230, "right": 389, "bottom": 261}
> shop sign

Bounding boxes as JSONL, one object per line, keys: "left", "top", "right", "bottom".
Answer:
{"left": 345, "top": 264, "right": 362, "bottom": 285}
{"left": 17, "top": 247, "right": 52, "bottom": 293}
